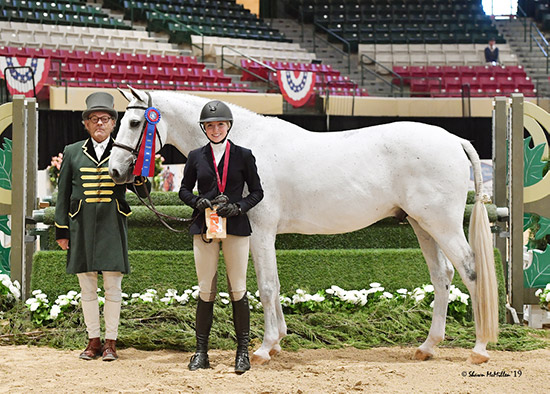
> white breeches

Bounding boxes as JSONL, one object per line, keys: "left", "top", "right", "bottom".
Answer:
{"left": 77, "top": 271, "right": 123, "bottom": 340}
{"left": 193, "top": 234, "right": 250, "bottom": 302}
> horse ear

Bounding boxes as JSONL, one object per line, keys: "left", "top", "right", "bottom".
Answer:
{"left": 129, "top": 86, "right": 148, "bottom": 103}
{"left": 118, "top": 87, "right": 133, "bottom": 102}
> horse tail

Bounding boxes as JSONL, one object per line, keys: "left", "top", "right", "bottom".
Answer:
{"left": 461, "top": 139, "right": 499, "bottom": 343}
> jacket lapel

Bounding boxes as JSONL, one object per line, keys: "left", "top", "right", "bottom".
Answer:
{"left": 82, "top": 139, "right": 99, "bottom": 165}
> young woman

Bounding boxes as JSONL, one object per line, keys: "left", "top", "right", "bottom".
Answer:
{"left": 179, "top": 100, "right": 263, "bottom": 374}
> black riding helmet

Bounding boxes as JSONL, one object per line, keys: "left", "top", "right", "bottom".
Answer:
{"left": 199, "top": 100, "right": 233, "bottom": 144}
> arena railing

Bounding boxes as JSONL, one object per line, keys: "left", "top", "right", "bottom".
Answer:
{"left": 220, "top": 46, "right": 279, "bottom": 92}
{"left": 359, "top": 54, "right": 404, "bottom": 97}
{"left": 312, "top": 22, "right": 351, "bottom": 75}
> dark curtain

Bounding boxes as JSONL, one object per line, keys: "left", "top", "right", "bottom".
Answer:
{"left": 279, "top": 115, "right": 493, "bottom": 159}
{"left": 21, "top": 109, "right": 493, "bottom": 169}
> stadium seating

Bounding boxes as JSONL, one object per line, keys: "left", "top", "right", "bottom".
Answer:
{"left": 0, "top": 0, "right": 130, "bottom": 29}
{"left": 392, "top": 64, "right": 535, "bottom": 97}
{"left": 0, "top": 21, "right": 181, "bottom": 55}
{"left": 190, "top": 35, "right": 315, "bottom": 66}
{"left": 359, "top": 42, "right": 518, "bottom": 72}
{"left": 102, "top": 0, "right": 289, "bottom": 44}
{"left": 302, "top": 0, "right": 505, "bottom": 52}
{"left": 0, "top": 45, "right": 252, "bottom": 92}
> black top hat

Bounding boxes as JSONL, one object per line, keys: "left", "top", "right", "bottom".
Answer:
{"left": 82, "top": 92, "right": 118, "bottom": 121}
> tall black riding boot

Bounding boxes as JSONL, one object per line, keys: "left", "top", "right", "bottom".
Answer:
{"left": 188, "top": 298, "right": 214, "bottom": 371}
{"left": 232, "top": 294, "right": 251, "bottom": 374}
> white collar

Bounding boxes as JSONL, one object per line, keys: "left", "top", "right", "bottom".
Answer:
{"left": 210, "top": 140, "right": 228, "bottom": 165}
{"left": 92, "top": 138, "right": 109, "bottom": 149}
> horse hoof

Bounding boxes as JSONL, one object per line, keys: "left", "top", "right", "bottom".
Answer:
{"left": 468, "top": 352, "right": 489, "bottom": 364}
{"left": 251, "top": 353, "right": 270, "bottom": 366}
{"left": 269, "top": 346, "right": 281, "bottom": 357}
{"left": 414, "top": 349, "right": 433, "bottom": 361}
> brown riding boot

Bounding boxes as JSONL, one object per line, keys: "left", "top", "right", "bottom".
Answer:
{"left": 79, "top": 337, "right": 102, "bottom": 360}
{"left": 102, "top": 339, "right": 118, "bottom": 361}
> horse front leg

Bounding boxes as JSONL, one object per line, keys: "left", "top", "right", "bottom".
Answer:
{"left": 249, "top": 231, "right": 287, "bottom": 365}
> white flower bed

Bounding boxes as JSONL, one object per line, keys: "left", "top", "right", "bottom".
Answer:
{"left": 0, "top": 275, "right": 477, "bottom": 327}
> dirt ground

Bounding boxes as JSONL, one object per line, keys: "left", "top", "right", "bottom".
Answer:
{"left": 0, "top": 346, "right": 549, "bottom": 393}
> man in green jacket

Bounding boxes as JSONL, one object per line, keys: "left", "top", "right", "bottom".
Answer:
{"left": 55, "top": 92, "right": 149, "bottom": 361}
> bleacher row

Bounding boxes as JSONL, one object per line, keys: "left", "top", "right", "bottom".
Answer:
{"left": 0, "top": 21, "right": 181, "bottom": 56}
{"left": 191, "top": 35, "right": 315, "bottom": 65}
{"left": 0, "top": 45, "right": 256, "bottom": 92}
{"left": 239, "top": 59, "right": 369, "bottom": 97}
{"left": 392, "top": 65, "right": 537, "bottom": 97}
{"left": 293, "top": 0, "right": 503, "bottom": 50}
{"left": 105, "top": 0, "right": 289, "bottom": 43}
{"left": 359, "top": 43, "right": 517, "bottom": 72}
{"left": 0, "top": 0, "right": 129, "bottom": 29}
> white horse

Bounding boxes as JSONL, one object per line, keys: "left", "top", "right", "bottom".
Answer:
{"left": 109, "top": 87, "right": 499, "bottom": 364}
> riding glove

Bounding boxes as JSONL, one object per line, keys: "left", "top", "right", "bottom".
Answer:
{"left": 216, "top": 203, "right": 240, "bottom": 217}
{"left": 195, "top": 197, "right": 213, "bottom": 211}
{"left": 211, "top": 194, "right": 229, "bottom": 206}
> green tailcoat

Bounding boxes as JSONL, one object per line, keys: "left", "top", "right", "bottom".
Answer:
{"left": 55, "top": 138, "right": 137, "bottom": 274}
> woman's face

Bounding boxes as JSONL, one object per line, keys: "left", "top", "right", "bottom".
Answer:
{"left": 204, "top": 121, "right": 229, "bottom": 144}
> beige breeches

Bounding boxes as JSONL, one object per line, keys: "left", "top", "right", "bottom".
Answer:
{"left": 77, "top": 271, "right": 123, "bottom": 340}
{"left": 193, "top": 234, "right": 250, "bottom": 302}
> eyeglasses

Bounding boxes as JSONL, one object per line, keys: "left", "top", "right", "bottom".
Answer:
{"left": 87, "top": 116, "right": 112, "bottom": 124}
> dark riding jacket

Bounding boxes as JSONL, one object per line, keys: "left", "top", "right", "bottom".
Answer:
{"left": 179, "top": 140, "right": 263, "bottom": 236}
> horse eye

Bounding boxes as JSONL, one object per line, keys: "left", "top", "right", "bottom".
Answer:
{"left": 130, "top": 120, "right": 141, "bottom": 128}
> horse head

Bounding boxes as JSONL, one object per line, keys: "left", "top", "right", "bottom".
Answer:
{"left": 109, "top": 86, "right": 168, "bottom": 184}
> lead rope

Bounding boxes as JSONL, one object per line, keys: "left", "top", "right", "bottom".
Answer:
{"left": 134, "top": 185, "right": 198, "bottom": 233}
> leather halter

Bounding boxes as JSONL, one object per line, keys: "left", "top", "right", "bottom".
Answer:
{"left": 113, "top": 91, "right": 193, "bottom": 231}
{"left": 112, "top": 91, "right": 164, "bottom": 160}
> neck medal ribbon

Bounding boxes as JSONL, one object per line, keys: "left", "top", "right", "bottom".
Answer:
{"left": 133, "top": 107, "right": 161, "bottom": 177}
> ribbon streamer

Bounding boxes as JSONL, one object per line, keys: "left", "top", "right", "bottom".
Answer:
{"left": 133, "top": 107, "right": 161, "bottom": 177}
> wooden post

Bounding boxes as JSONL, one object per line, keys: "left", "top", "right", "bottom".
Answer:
{"left": 509, "top": 93, "right": 524, "bottom": 320}
{"left": 9, "top": 96, "right": 37, "bottom": 300}
{"left": 10, "top": 96, "right": 26, "bottom": 294}
{"left": 492, "top": 97, "right": 508, "bottom": 297}
{"left": 25, "top": 98, "right": 37, "bottom": 297}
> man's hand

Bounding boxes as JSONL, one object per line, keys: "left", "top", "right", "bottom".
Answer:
{"left": 57, "top": 239, "right": 69, "bottom": 250}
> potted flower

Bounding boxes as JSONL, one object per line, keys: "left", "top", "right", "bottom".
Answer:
{"left": 535, "top": 283, "right": 550, "bottom": 311}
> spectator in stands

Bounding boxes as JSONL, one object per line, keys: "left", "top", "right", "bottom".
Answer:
{"left": 484, "top": 38, "right": 500, "bottom": 65}
{"left": 55, "top": 92, "right": 150, "bottom": 362}
{"left": 179, "top": 100, "right": 263, "bottom": 374}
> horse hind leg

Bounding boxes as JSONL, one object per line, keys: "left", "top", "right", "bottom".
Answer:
{"left": 408, "top": 217, "right": 455, "bottom": 361}
{"left": 249, "top": 231, "right": 287, "bottom": 365}
{"left": 418, "top": 217, "right": 492, "bottom": 364}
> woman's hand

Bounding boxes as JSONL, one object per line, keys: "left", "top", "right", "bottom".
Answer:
{"left": 217, "top": 203, "right": 240, "bottom": 217}
{"left": 195, "top": 197, "right": 213, "bottom": 211}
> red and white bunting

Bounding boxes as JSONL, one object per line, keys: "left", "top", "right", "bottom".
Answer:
{"left": 277, "top": 70, "right": 316, "bottom": 107}
{"left": 0, "top": 56, "right": 51, "bottom": 97}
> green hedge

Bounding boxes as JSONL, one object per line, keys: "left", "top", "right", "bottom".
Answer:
{"left": 31, "top": 248, "right": 506, "bottom": 321}
{"left": 41, "top": 204, "right": 497, "bottom": 227}
{"left": 46, "top": 191, "right": 480, "bottom": 207}
{"left": 39, "top": 203, "right": 496, "bottom": 251}
{"left": 41, "top": 222, "right": 420, "bottom": 251}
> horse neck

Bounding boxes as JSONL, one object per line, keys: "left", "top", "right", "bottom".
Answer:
{"left": 154, "top": 92, "right": 206, "bottom": 155}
